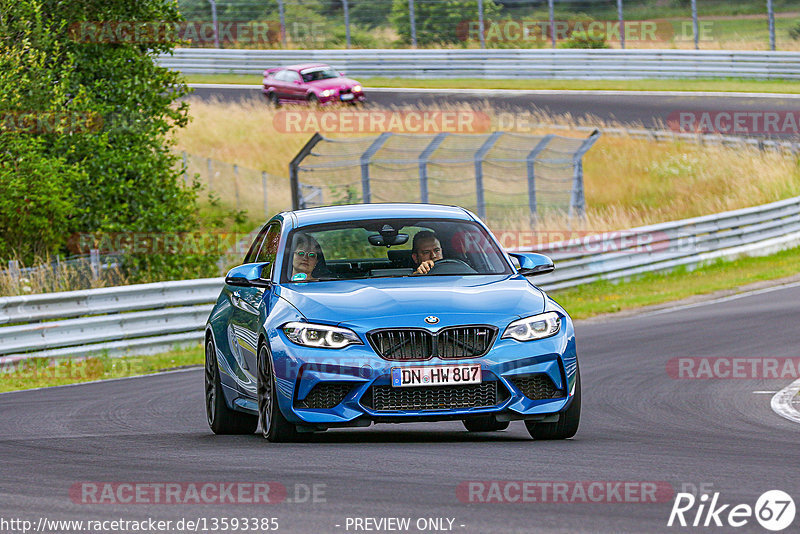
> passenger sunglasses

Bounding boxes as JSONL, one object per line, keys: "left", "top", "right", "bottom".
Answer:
{"left": 294, "top": 250, "right": 318, "bottom": 258}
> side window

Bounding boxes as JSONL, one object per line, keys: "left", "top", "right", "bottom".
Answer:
{"left": 243, "top": 224, "right": 270, "bottom": 264}
{"left": 276, "top": 70, "right": 288, "bottom": 82}
{"left": 255, "top": 223, "right": 282, "bottom": 274}
{"left": 287, "top": 71, "right": 302, "bottom": 83}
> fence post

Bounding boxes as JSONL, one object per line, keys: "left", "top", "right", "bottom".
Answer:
{"left": 418, "top": 133, "right": 449, "bottom": 203}
{"left": 691, "top": 0, "right": 699, "bottom": 50}
{"left": 617, "top": 0, "right": 625, "bottom": 49}
{"left": 278, "top": 0, "right": 287, "bottom": 47}
{"left": 343, "top": 0, "right": 351, "bottom": 49}
{"left": 408, "top": 0, "right": 417, "bottom": 48}
{"left": 548, "top": 0, "right": 555, "bottom": 48}
{"left": 289, "top": 133, "right": 325, "bottom": 210}
{"left": 233, "top": 164, "right": 240, "bottom": 211}
{"left": 570, "top": 130, "right": 601, "bottom": 219}
{"left": 262, "top": 171, "right": 268, "bottom": 218}
{"left": 477, "top": 0, "right": 486, "bottom": 49}
{"left": 89, "top": 249, "right": 100, "bottom": 281}
{"left": 208, "top": 0, "right": 220, "bottom": 48}
{"left": 181, "top": 151, "right": 188, "bottom": 185}
{"left": 8, "top": 260, "right": 20, "bottom": 283}
{"left": 767, "top": 0, "right": 775, "bottom": 51}
{"left": 207, "top": 158, "right": 214, "bottom": 194}
{"left": 525, "top": 134, "right": 554, "bottom": 225}
{"left": 359, "top": 133, "right": 392, "bottom": 204}
{"left": 474, "top": 132, "right": 503, "bottom": 220}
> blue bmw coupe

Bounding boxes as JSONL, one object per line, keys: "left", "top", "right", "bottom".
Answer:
{"left": 205, "top": 203, "right": 580, "bottom": 441}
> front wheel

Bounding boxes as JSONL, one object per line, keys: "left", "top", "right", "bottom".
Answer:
{"left": 525, "top": 368, "right": 581, "bottom": 440}
{"left": 257, "top": 343, "right": 300, "bottom": 442}
{"left": 205, "top": 338, "right": 258, "bottom": 435}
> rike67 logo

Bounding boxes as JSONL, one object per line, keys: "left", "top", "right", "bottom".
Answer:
{"left": 668, "top": 490, "right": 796, "bottom": 531}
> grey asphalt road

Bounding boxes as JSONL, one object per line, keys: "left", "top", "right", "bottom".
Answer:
{"left": 188, "top": 85, "right": 800, "bottom": 135}
{"left": 1, "top": 284, "right": 799, "bottom": 533}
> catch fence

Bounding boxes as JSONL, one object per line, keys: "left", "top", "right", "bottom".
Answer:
{"left": 289, "top": 130, "right": 600, "bottom": 226}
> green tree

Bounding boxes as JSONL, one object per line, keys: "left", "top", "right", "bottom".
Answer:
{"left": 391, "top": 0, "right": 501, "bottom": 46}
{"left": 0, "top": 0, "right": 215, "bottom": 278}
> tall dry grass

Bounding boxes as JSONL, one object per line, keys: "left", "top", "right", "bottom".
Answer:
{"left": 174, "top": 98, "right": 800, "bottom": 234}
{"left": 0, "top": 257, "right": 128, "bottom": 297}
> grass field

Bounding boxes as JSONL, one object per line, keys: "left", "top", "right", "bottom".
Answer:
{"left": 3, "top": 243, "right": 800, "bottom": 393}
{"left": 185, "top": 75, "right": 800, "bottom": 95}
{"left": 175, "top": 98, "right": 800, "bottom": 233}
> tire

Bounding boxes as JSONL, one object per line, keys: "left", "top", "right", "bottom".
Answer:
{"left": 205, "top": 338, "right": 258, "bottom": 435}
{"left": 525, "top": 368, "right": 581, "bottom": 440}
{"left": 267, "top": 92, "right": 280, "bottom": 107}
{"left": 463, "top": 415, "right": 509, "bottom": 432}
{"left": 257, "top": 343, "right": 300, "bottom": 442}
{"left": 307, "top": 93, "right": 319, "bottom": 106}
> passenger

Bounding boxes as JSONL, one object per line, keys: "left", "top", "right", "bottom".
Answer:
{"left": 411, "top": 230, "right": 443, "bottom": 275}
{"left": 291, "top": 233, "right": 323, "bottom": 282}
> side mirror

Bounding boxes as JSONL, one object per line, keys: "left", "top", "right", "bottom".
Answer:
{"left": 340, "top": 71, "right": 346, "bottom": 76}
{"left": 508, "top": 253, "right": 554, "bottom": 276}
{"left": 293, "top": 79, "right": 302, "bottom": 84}
{"left": 225, "top": 262, "right": 272, "bottom": 288}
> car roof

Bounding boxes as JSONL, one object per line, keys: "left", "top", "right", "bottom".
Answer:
{"left": 284, "top": 63, "right": 330, "bottom": 72}
{"left": 284, "top": 203, "right": 474, "bottom": 228}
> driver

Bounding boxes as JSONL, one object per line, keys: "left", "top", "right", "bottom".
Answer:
{"left": 411, "top": 231, "right": 443, "bottom": 275}
{"left": 291, "top": 233, "right": 322, "bottom": 282}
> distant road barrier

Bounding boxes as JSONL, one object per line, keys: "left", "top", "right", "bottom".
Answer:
{"left": 159, "top": 48, "right": 800, "bottom": 80}
{"left": 1, "top": 195, "right": 798, "bottom": 361}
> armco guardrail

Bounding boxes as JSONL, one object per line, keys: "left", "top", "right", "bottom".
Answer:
{"left": 1, "top": 195, "right": 799, "bottom": 361}
{"left": 0, "top": 278, "right": 223, "bottom": 362}
{"left": 159, "top": 48, "right": 800, "bottom": 80}
{"left": 528, "top": 195, "right": 800, "bottom": 291}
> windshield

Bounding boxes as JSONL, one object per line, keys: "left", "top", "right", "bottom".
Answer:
{"left": 281, "top": 218, "right": 512, "bottom": 283}
{"left": 301, "top": 67, "right": 341, "bottom": 82}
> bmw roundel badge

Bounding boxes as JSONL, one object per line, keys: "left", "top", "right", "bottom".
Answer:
{"left": 424, "top": 316, "right": 440, "bottom": 324}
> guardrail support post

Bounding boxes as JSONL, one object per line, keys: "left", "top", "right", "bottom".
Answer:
{"left": 360, "top": 132, "right": 392, "bottom": 204}
{"left": 8, "top": 260, "right": 19, "bottom": 283}
{"left": 418, "top": 133, "right": 449, "bottom": 204}
{"left": 570, "top": 130, "right": 601, "bottom": 219}
{"left": 617, "top": 0, "right": 625, "bottom": 49}
{"left": 474, "top": 132, "right": 503, "bottom": 220}
{"left": 89, "top": 249, "right": 100, "bottom": 281}
{"left": 289, "top": 133, "right": 324, "bottom": 210}
{"left": 526, "top": 134, "right": 554, "bottom": 226}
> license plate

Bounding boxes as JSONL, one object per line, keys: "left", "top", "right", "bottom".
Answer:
{"left": 391, "top": 364, "right": 481, "bottom": 388}
{"left": 340, "top": 93, "right": 355, "bottom": 101}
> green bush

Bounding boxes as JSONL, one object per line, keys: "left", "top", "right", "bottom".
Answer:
{"left": 0, "top": 0, "right": 219, "bottom": 279}
{"left": 559, "top": 30, "right": 610, "bottom": 49}
{"left": 790, "top": 21, "right": 800, "bottom": 41}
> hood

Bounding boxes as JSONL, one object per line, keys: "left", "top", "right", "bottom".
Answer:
{"left": 277, "top": 275, "right": 544, "bottom": 331}
{"left": 308, "top": 77, "right": 360, "bottom": 90}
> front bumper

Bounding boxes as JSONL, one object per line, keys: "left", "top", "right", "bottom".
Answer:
{"left": 268, "top": 325, "right": 578, "bottom": 427}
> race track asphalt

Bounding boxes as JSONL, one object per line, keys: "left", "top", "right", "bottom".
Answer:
{"left": 188, "top": 85, "right": 800, "bottom": 134}
{"left": 1, "top": 283, "right": 798, "bottom": 533}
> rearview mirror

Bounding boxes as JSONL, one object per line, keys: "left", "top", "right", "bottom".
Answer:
{"left": 369, "top": 233, "right": 409, "bottom": 246}
{"left": 508, "top": 253, "right": 554, "bottom": 276}
{"left": 225, "top": 262, "right": 272, "bottom": 288}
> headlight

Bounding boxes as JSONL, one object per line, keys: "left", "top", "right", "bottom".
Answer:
{"left": 502, "top": 312, "right": 561, "bottom": 341}
{"left": 352, "top": 85, "right": 362, "bottom": 93}
{"left": 282, "top": 322, "right": 362, "bottom": 349}
{"left": 320, "top": 90, "right": 333, "bottom": 97}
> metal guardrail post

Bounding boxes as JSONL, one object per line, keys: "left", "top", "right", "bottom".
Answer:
{"left": 477, "top": 0, "right": 486, "bottom": 49}
{"left": 278, "top": 0, "right": 287, "bottom": 47}
{"left": 525, "top": 134, "right": 555, "bottom": 224}
{"left": 343, "top": 0, "right": 351, "bottom": 49}
{"left": 289, "top": 133, "right": 324, "bottom": 210}
{"left": 207, "top": 158, "right": 213, "bottom": 193}
{"left": 548, "top": 0, "right": 555, "bottom": 48}
{"left": 262, "top": 171, "right": 268, "bottom": 217}
{"left": 617, "top": 0, "right": 625, "bottom": 49}
{"left": 89, "top": 249, "right": 100, "bottom": 281}
{"left": 418, "top": 133, "right": 449, "bottom": 204}
{"left": 233, "top": 164, "right": 240, "bottom": 211}
{"left": 569, "top": 130, "right": 601, "bottom": 219}
{"left": 691, "top": 0, "right": 699, "bottom": 50}
{"left": 474, "top": 132, "right": 503, "bottom": 220}
{"left": 408, "top": 0, "right": 417, "bottom": 48}
{"left": 767, "top": 0, "right": 775, "bottom": 51}
{"left": 360, "top": 132, "right": 392, "bottom": 204}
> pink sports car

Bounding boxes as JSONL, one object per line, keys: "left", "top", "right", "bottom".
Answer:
{"left": 262, "top": 63, "right": 365, "bottom": 106}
